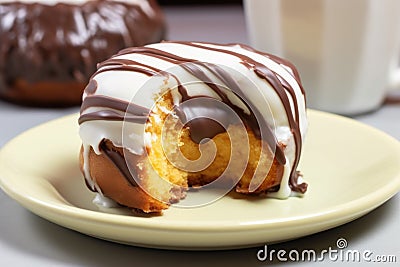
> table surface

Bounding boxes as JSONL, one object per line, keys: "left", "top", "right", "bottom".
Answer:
{"left": 1, "top": 5, "right": 399, "bottom": 267}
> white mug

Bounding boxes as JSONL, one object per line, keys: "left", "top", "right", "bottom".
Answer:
{"left": 244, "top": 0, "right": 400, "bottom": 115}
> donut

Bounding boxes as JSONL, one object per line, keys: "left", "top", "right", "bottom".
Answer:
{"left": 78, "top": 41, "right": 308, "bottom": 213}
{"left": 0, "top": 0, "right": 166, "bottom": 106}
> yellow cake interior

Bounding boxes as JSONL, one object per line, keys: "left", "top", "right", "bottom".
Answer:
{"left": 140, "top": 91, "right": 284, "bottom": 205}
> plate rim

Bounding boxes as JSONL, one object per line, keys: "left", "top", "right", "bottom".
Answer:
{"left": 1, "top": 109, "right": 400, "bottom": 246}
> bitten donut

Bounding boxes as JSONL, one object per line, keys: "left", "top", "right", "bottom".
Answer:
{"left": 0, "top": 0, "right": 165, "bottom": 106}
{"left": 79, "top": 41, "right": 308, "bottom": 213}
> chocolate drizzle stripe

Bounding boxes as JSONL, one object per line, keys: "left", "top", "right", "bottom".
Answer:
{"left": 95, "top": 65, "right": 159, "bottom": 77}
{"left": 180, "top": 63, "right": 231, "bottom": 102}
{"left": 252, "top": 65, "right": 304, "bottom": 193}
{"left": 237, "top": 43, "right": 306, "bottom": 96}
{"left": 84, "top": 79, "right": 98, "bottom": 95}
{"left": 80, "top": 95, "right": 150, "bottom": 116}
{"left": 79, "top": 110, "right": 148, "bottom": 124}
{"left": 274, "top": 73, "right": 300, "bottom": 125}
{"left": 117, "top": 47, "right": 196, "bottom": 64}
{"left": 98, "top": 58, "right": 163, "bottom": 73}
{"left": 99, "top": 140, "right": 139, "bottom": 188}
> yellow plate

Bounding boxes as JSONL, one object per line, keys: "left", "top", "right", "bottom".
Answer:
{"left": 0, "top": 110, "right": 399, "bottom": 250}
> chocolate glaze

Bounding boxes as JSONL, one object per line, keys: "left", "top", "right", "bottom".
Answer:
{"left": 84, "top": 80, "right": 99, "bottom": 95}
{"left": 79, "top": 95, "right": 150, "bottom": 124}
{"left": 99, "top": 140, "right": 139, "bottom": 188}
{"left": 173, "top": 96, "right": 238, "bottom": 144}
{"left": 79, "top": 109, "right": 149, "bottom": 124}
{"left": 80, "top": 41, "right": 308, "bottom": 193}
{"left": 0, "top": 0, "right": 165, "bottom": 105}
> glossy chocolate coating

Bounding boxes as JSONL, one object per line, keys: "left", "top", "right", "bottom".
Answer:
{"left": 0, "top": 0, "right": 166, "bottom": 106}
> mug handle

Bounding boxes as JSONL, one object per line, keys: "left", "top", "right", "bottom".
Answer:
{"left": 388, "top": 68, "right": 400, "bottom": 90}
{"left": 385, "top": 66, "right": 400, "bottom": 103}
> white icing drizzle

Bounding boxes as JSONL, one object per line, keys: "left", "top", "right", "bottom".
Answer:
{"left": 82, "top": 144, "right": 95, "bottom": 191}
{"left": 268, "top": 156, "right": 292, "bottom": 199}
{"left": 93, "top": 193, "right": 119, "bottom": 208}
